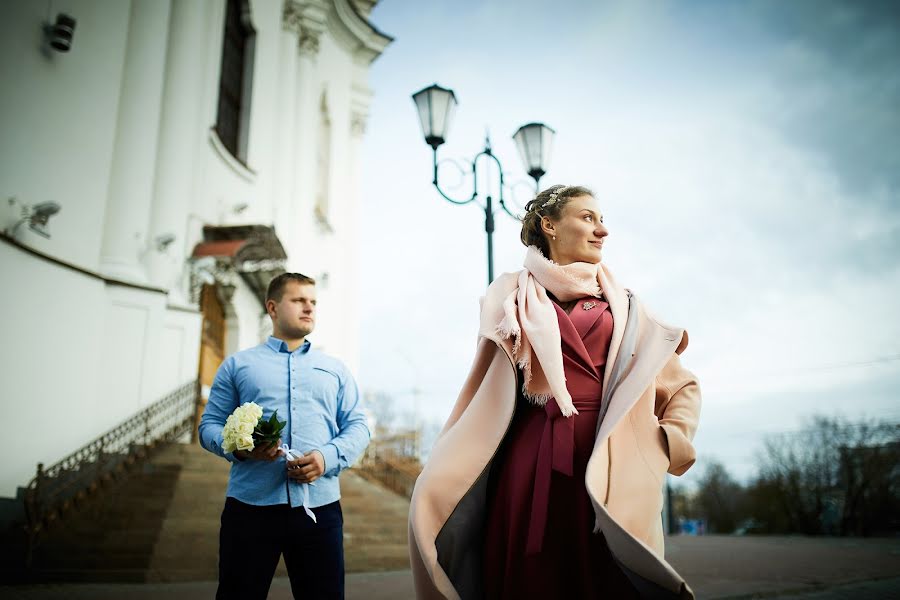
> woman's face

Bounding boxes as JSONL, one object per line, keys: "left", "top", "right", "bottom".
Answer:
{"left": 541, "top": 195, "right": 608, "bottom": 265}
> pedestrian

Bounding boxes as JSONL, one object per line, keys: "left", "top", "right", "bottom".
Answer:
{"left": 408, "top": 185, "right": 702, "bottom": 599}
{"left": 200, "top": 272, "right": 370, "bottom": 599}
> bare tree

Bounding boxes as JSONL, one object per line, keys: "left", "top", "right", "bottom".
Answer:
{"left": 364, "top": 390, "right": 398, "bottom": 436}
{"left": 833, "top": 419, "right": 899, "bottom": 535}
{"left": 751, "top": 414, "right": 899, "bottom": 535}
{"left": 694, "top": 460, "right": 744, "bottom": 533}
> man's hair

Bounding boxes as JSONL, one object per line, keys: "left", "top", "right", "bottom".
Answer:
{"left": 266, "top": 272, "right": 316, "bottom": 303}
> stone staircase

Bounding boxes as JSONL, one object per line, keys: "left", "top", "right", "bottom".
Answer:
{"left": 19, "top": 442, "right": 411, "bottom": 582}
{"left": 340, "top": 464, "right": 413, "bottom": 573}
{"left": 22, "top": 455, "right": 183, "bottom": 582}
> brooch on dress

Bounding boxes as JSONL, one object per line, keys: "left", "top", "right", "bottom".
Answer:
{"left": 582, "top": 301, "right": 597, "bottom": 311}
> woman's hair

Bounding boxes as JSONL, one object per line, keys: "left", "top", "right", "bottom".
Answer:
{"left": 520, "top": 184, "right": 594, "bottom": 257}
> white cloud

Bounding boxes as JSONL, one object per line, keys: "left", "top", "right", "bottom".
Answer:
{"left": 359, "top": 0, "right": 900, "bottom": 481}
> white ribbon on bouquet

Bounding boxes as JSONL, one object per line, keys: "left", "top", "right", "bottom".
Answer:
{"left": 279, "top": 444, "right": 318, "bottom": 523}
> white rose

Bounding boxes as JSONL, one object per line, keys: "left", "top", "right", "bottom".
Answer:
{"left": 243, "top": 402, "right": 263, "bottom": 421}
{"left": 237, "top": 434, "right": 255, "bottom": 451}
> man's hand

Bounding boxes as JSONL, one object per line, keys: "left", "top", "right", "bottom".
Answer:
{"left": 286, "top": 450, "right": 325, "bottom": 484}
{"left": 234, "top": 441, "right": 281, "bottom": 462}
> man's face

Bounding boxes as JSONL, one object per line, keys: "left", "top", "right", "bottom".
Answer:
{"left": 268, "top": 281, "right": 316, "bottom": 339}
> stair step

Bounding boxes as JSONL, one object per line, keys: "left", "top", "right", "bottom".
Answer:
{"left": 34, "top": 552, "right": 157, "bottom": 570}
{"left": 13, "top": 443, "right": 416, "bottom": 582}
{"left": 24, "top": 567, "right": 150, "bottom": 583}
{"left": 23, "top": 447, "right": 184, "bottom": 580}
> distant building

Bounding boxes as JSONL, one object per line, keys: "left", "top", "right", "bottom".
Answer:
{"left": 0, "top": 0, "right": 391, "bottom": 498}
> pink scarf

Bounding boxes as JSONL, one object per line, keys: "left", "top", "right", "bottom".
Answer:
{"left": 490, "top": 245, "right": 606, "bottom": 417}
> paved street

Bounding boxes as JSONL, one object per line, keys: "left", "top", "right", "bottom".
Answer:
{"left": 664, "top": 534, "right": 900, "bottom": 598}
{"left": 758, "top": 577, "right": 900, "bottom": 600}
{"left": 3, "top": 535, "right": 898, "bottom": 599}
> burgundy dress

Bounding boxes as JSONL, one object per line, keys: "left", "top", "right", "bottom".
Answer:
{"left": 482, "top": 296, "right": 641, "bottom": 599}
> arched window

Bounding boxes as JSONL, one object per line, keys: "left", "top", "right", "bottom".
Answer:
{"left": 215, "top": 0, "right": 256, "bottom": 163}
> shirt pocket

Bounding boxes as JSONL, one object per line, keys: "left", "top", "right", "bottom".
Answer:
{"left": 296, "top": 367, "right": 341, "bottom": 444}
{"left": 308, "top": 366, "right": 341, "bottom": 407}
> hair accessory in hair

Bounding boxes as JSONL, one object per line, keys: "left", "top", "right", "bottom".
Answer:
{"left": 541, "top": 185, "right": 566, "bottom": 209}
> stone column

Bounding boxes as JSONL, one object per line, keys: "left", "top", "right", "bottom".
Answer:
{"left": 275, "top": 2, "right": 302, "bottom": 252}
{"left": 286, "top": 0, "right": 328, "bottom": 273}
{"left": 100, "top": 0, "right": 171, "bottom": 283}
{"left": 342, "top": 81, "right": 371, "bottom": 373}
{"left": 147, "top": 0, "right": 211, "bottom": 297}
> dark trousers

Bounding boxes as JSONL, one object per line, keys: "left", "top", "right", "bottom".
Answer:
{"left": 217, "top": 497, "right": 345, "bottom": 600}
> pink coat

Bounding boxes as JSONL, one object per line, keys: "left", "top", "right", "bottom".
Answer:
{"left": 408, "top": 269, "right": 702, "bottom": 599}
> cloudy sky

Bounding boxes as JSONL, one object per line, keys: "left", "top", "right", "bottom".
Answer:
{"left": 356, "top": 0, "right": 900, "bottom": 487}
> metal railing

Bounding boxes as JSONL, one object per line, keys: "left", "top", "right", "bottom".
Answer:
{"left": 356, "top": 430, "right": 423, "bottom": 498}
{"left": 356, "top": 454, "right": 422, "bottom": 498}
{"left": 22, "top": 379, "right": 198, "bottom": 566}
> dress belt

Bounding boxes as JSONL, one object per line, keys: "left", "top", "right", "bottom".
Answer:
{"left": 526, "top": 395, "right": 603, "bottom": 556}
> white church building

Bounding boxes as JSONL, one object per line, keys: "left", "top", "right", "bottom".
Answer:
{"left": 0, "top": 0, "right": 391, "bottom": 500}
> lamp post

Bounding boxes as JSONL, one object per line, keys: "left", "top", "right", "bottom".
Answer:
{"left": 412, "top": 84, "right": 555, "bottom": 285}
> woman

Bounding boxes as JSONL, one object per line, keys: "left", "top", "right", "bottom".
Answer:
{"left": 408, "top": 185, "right": 702, "bottom": 599}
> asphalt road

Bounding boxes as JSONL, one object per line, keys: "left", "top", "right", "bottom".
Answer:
{"left": 3, "top": 535, "right": 899, "bottom": 599}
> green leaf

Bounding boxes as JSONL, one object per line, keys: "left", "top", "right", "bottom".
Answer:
{"left": 251, "top": 411, "right": 287, "bottom": 442}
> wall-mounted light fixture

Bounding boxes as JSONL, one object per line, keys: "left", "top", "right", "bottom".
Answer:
{"left": 45, "top": 13, "right": 77, "bottom": 53}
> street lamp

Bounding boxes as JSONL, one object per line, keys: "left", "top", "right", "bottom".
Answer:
{"left": 411, "top": 83, "right": 457, "bottom": 150}
{"left": 513, "top": 122, "right": 556, "bottom": 190}
{"left": 411, "top": 83, "right": 555, "bottom": 285}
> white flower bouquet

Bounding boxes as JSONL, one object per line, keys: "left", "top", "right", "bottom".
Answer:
{"left": 221, "top": 402, "right": 287, "bottom": 453}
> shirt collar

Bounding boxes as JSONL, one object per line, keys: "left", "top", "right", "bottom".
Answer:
{"left": 266, "top": 336, "right": 311, "bottom": 354}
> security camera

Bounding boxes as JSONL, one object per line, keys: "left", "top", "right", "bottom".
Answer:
{"left": 31, "top": 201, "right": 61, "bottom": 226}
{"left": 8, "top": 200, "right": 62, "bottom": 239}
{"left": 155, "top": 233, "right": 176, "bottom": 251}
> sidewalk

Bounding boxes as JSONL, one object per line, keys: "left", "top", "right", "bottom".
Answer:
{"left": 3, "top": 535, "right": 898, "bottom": 599}
{"left": 0, "top": 571, "right": 414, "bottom": 600}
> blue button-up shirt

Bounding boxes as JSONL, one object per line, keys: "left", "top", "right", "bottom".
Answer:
{"left": 198, "top": 336, "right": 371, "bottom": 508}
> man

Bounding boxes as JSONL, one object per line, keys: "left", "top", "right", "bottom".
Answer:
{"left": 199, "top": 272, "right": 370, "bottom": 599}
